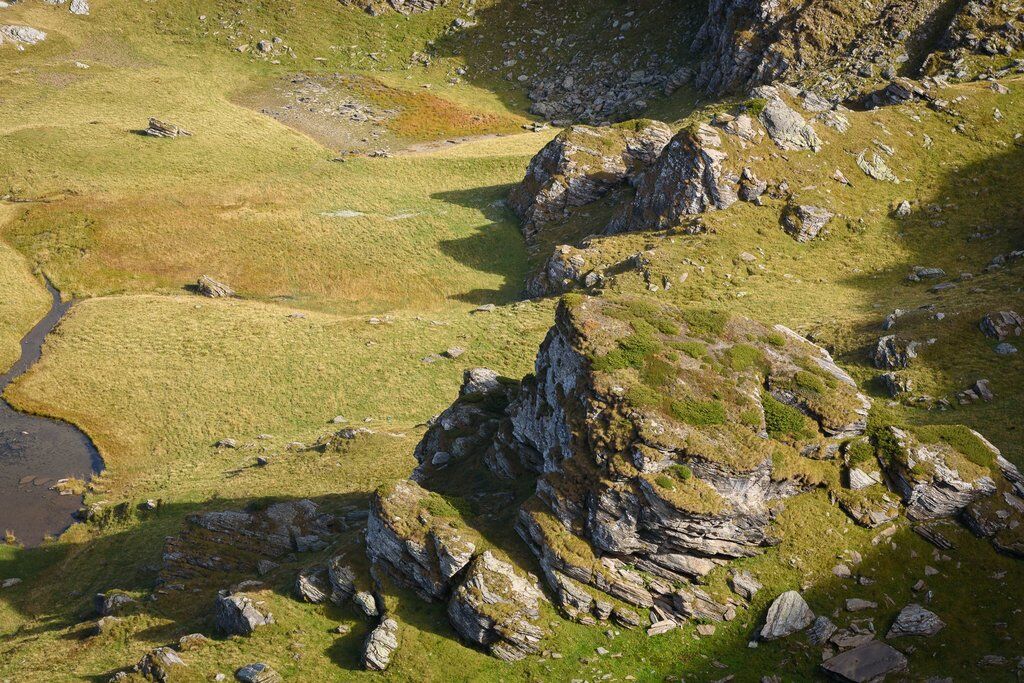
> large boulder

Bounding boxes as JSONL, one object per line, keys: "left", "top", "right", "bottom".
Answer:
{"left": 759, "top": 591, "right": 814, "bottom": 640}
{"left": 755, "top": 87, "right": 821, "bottom": 152}
{"left": 446, "top": 551, "right": 545, "bottom": 661}
{"left": 608, "top": 124, "right": 738, "bottom": 233}
{"left": 508, "top": 121, "right": 672, "bottom": 243}
{"left": 136, "top": 648, "right": 186, "bottom": 682}
{"left": 214, "top": 593, "right": 275, "bottom": 636}
{"left": 0, "top": 25, "right": 47, "bottom": 46}
{"left": 886, "top": 603, "right": 945, "bottom": 637}
{"left": 362, "top": 618, "right": 399, "bottom": 671}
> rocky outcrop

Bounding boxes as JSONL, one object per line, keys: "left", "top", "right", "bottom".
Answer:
{"left": 871, "top": 335, "right": 918, "bottom": 369}
{"left": 690, "top": 0, "right": 992, "bottom": 99}
{"left": 881, "top": 426, "right": 998, "bottom": 520}
{"left": 421, "top": 298, "right": 868, "bottom": 615}
{"left": 145, "top": 118, "right": 192, "bottom": 138}
{"left": 526, "top": 245, "right": 661, "bottom": 299}
{"left": 980, "top": 310, "right": 1023, "bottom": 341}
{"left": 0, "top": 25, "right": 47, "bottom": 47}
{"left": 160, "top": 499, "right": 334, "bottom": 587}
{"left": 362, "top": 617, "right": 399, "bottom": 671}
{"left": 366, "top": 479, "right": 477, "bottom": 601}
{"left": 196, "top": 274, "right": 234, "bottom": 297}
{"left": 446, "top": 551, "right": 545, "bottom": 661}
{"left": 136, "top": 647, "right": 186, "bottom": 682}
{"left": 214, "top": 593, "right": 274, "bottom": 636}
{"left": 754, "top": 87, "right": 821, "bottom": 152}
{"left": 782, "top": 204, "right": 833, "bottom": 242}
{"left": 368, "top": 294, "right": 1022, "bottom": 660}
{"left": 608, "top": 125, "right": 738, "bottom": 233}
{"left": 340, "top": 0, "right": 446, "bottom": 16}
{"left": 508, "top": 121, "right": 671, "bottom": 243}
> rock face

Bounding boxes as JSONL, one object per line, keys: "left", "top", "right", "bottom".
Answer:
{"left": 214, "top": 593, "right": 274, "bottom": 636}
{"left": 759, "top": 591, "right": 814, "bottom": 640}
{"left": 362, "top": 617, "right": 399, "bottom": 671}
{"left": 881, "top": 427, "right": 998, "bottom": 520}
{"left": 820, "top": 640, "right": 908, "bottom": 682}
{"left": 508, "top": 121, "right": 671, "bottom": 243}
{"left": 887, "top": 603, "right": 945, "bottom": 637}
{"left": 447, "top": 551, "right": 545, "bottom": 661}
{"left": 609, "top": 125, "right": 738, "bottom": 233}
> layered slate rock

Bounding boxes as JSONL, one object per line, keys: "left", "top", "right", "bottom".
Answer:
{"left": 469, "top": 297, "right": 865, "bottom": 615}
{"left": 362, "top": 617, "right": 399, "bottom": 671}
{"left": 366, "top": 480, "right": 477, "bottom": 601}
{"left": 754, "top": 87, "right": 821, "bottom": 152}
{"left": 215, "top": 593, "right": 274, "bottom": 636}
{"left": 340, "top": 0, "right": 446, "bottom": 16}
{"left": 782, "top": 204, "right": 833, "bottom": 242}
{"left": 508, "top": 121, "right": 672, "bottom": 243}
{"left": 880, "top": 427, "right": 999, "bottom": 520}
{"left": 368, "top": 295, "right": 1022, "bottom": 660}
{"left": 608, "top": 124, "right": 738, "bottom": 233}
{"left": 447, "top": 551, "right": 545, "bottom": 661}
{"left": 161, "top": 499, "right": 334, "bottom": 587}
{"left": 886, "top": 603, "right": 944, "bottom": 638}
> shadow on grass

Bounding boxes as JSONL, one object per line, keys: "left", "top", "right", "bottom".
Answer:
{"left": 432, "top": 184, "right": 530, "bottom": 304}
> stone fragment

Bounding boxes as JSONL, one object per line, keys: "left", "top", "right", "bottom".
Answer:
{"left": 196, "top": 275, "right": 234, "bottom": 298}
{"left": 214, "top": 594, "right": 274, "bottom": 636}
{"left": 782, "top": 204, "right": 833, "bottom": 242}
{"left": 887, "top": 603, "right": 945, "bottom": 637}
{"left": 136, "top": 647, "right": 186, "bottom": 682}
{"left": 235, "top": 662, "right": 282, "bottom": 683}
{"left": 145, "top": 118, "right": 192, "bottom": 138}
{"left": 760, "top": 591, "right": 814, "bottom": 640}
{"left": 820, "top": 641, "right": 908, "bottom": 682}
{"left": 362, "top": 618, "right": 399, "bottom": 671}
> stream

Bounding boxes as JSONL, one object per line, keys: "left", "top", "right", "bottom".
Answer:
{"left": 0, "top": 280, "right": 102, "bottom": 546}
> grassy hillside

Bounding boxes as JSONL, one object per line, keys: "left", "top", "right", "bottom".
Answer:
{"left": 0, "top": 0, "right": 1022, "bottom": 681}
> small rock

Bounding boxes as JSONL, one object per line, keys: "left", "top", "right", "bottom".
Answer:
{"left": 760, "top": 591, "right": 814, "bottom": 640}
{"left": 820, "top": 641, "right": 907, "bottom": 682}
{"left": 887, "top": 603, "right": 944, "bottom": 637}
{"left": 235, "top": 662, "right": 282, "bottom": 683}
{"left": 196, "top": 275, "right": 234, "bottom": 298}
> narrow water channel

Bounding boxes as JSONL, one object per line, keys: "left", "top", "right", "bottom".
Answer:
{"left": 0, "top": 280, "right": 102, "bottom": 546}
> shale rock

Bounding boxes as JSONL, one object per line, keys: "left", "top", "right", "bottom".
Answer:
{"left": 820, "top": 640, "right": 907, "bottom": 682}
{"left": 95, "top": 592, "right": 136, "bottom": 616}
{"left": 362, "top": 617, "right": 399, "bottom": 671}
{"left": 509, "top": 121, "right": 672, "bottom": 243}
{"left": 609, "top": 125, "right": 737, "bottom": 233}
{"left": 196, "top": 275, "right": 234, "bottom": 298}
{"left": 0, "top": 25, "right": 46, "bottom": 46}
{"left": 447, "top": 550, "right": 544, "bottom": 661}
{"left": 782, "top": 204, "right": 833, "bottom": 242}
{"left": 980, "top": 311, "right": 1023, "bottom": 341}
{"left": 760, "top": 591, "right": 814, "bottom": 640}
{"left": 340, "top": 0, "right": 446, "bottom": 15}
{"left": 214, "top": 593, "right": 274, "bottom": 636}
{"left": 881, "top": 426, "right": 999, "bottom": 520}
{"left": 295, "top": 565, "right": 330, "bottom": 603}
{"left": 887, "top": 603, "right": 945, "bottom": 637}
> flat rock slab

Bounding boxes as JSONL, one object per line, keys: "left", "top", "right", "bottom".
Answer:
{"left": 821, "top": 640, "right": 908, "bottom": 682}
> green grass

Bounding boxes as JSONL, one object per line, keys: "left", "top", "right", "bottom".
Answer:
{"left": 0, "top": 0, "right": 1023, "bottom": 680}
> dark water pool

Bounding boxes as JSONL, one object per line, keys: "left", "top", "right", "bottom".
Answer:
{"left": 0, "top": 281, "right": 102, "bottom": 546}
